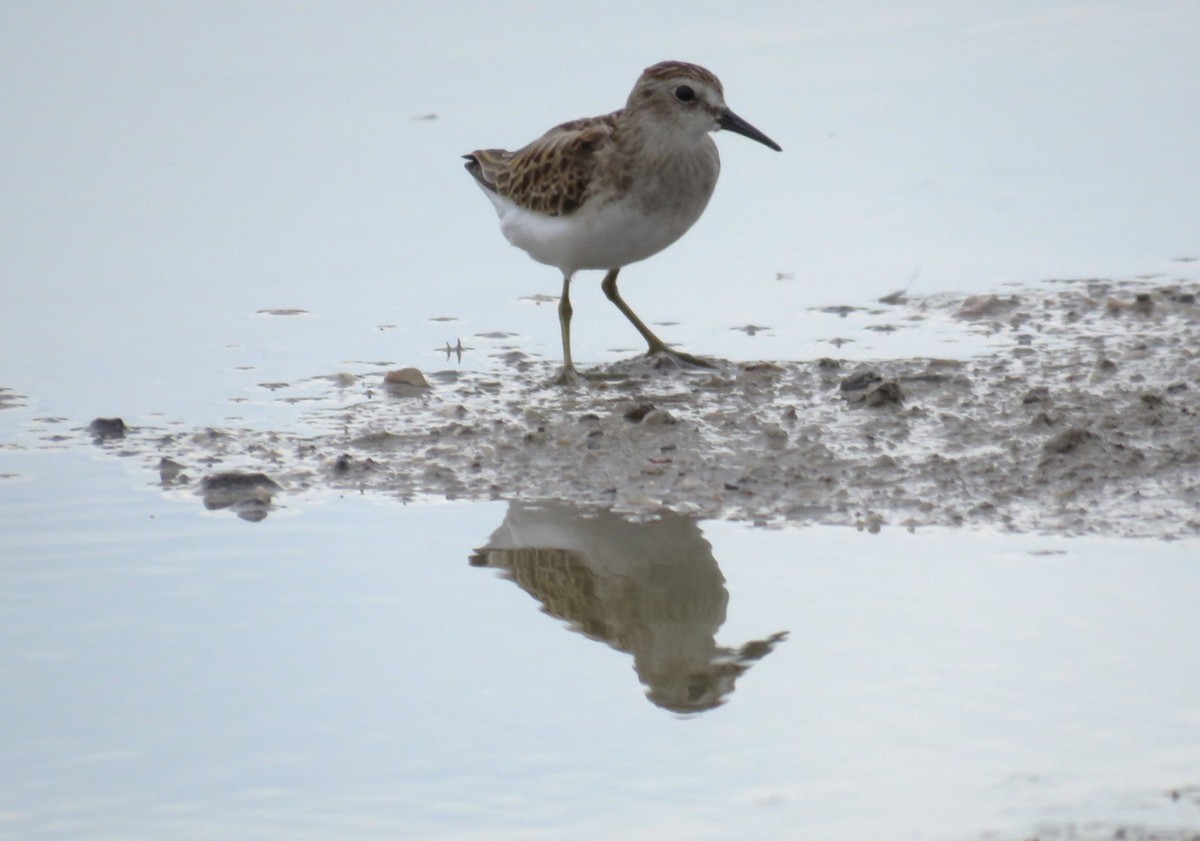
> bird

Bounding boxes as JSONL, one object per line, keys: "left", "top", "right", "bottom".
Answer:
{"left": 464, "top": 60, "right": 781, "bottom": 383}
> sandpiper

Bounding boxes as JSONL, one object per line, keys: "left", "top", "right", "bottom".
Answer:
{"left": 465, "top": 60, "right": 781, "bottom": 383}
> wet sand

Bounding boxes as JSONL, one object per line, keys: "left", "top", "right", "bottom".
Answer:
{"left": 76, "top": 276, "right": 1200, "bottom": 537}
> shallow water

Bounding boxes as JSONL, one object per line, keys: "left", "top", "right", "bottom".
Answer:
{"left": 3, "top": 4, "right": 1200, "bottom": 839}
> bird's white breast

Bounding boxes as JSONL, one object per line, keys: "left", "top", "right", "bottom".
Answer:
{"left": 477, "top": 164, "right": 716, "bottom": 276}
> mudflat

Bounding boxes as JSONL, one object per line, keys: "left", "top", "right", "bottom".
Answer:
{"left": 83, "top": 277, "right": 1199, "bottom": 537}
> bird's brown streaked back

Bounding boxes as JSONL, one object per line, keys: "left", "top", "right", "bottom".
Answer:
{"left": 463, "top": 113, "right": 618, "bottom": 217}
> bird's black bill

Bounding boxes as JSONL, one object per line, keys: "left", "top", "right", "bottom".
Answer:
{"left": 718, "top": 109, "right": 782, "bottom": 152}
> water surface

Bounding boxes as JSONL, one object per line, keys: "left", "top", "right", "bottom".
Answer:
{"left": 3, "top": 452, "right": 1200, "bottom": 840}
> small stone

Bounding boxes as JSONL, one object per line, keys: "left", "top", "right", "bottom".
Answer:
{"left": 840, "top": 370, "right": 883, "bottom": 392}
{"left": 864, "top": 381, "right": 904, "bottom": 407}
{"left": 384, "top": 367, "right": 430, "bottom": 388}
{"left": 88, "top": 417, "right": 127, "bottom": 440}
{"left": 435, "top": 404, "right": 467, "bottom": 419}
{"left": 624, "top": 402, "right": 657, "bottom": 422}
{"left": 201, "top": 471, "right": 281, "bottom": 493}
{"left": 200, "top": 471, "right": 280, "bottom": 519}
{"left": 763, "top": 423, "right": 788, "bottom": 441}
{"left": 1043, "top": 428, "right": 1098, "bottom": 456}
{"left": 157, "top": 457, "right": 186, "bottom": 484}
{"left": 957, "top": 295, "right": 1012, "bottom": 319}
{"left": 641, "top": 409, "right": 677, "bottom": 426}
{"left": 1022, "top": 386, "right": 1051, "bottom": 405}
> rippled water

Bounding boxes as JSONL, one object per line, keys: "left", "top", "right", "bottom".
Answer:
{"left": 3, "top": 3, "right": 1200, "bottom": 839}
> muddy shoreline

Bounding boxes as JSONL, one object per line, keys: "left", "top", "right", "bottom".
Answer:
{"left": 72, "top": 277, "right": 1200, "bottom": 536}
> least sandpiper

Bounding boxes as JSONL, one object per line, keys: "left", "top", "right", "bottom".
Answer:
{"left": 465, "top": 60, "right": 781, "bottom": 383}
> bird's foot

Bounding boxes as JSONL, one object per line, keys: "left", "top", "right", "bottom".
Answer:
{"left": 644, "top": 346, "right": 718, "bottom": 371}
{"left": 548, "top": 365, "right": 588, "bottom": 387}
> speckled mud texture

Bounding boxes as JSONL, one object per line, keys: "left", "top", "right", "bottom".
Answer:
{"left": 83, "top": 277, "right": 1200, "bottom": 535}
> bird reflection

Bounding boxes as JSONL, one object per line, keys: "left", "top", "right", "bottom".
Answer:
{"left": 470, "top": 502, "right": 788, "bottom": 714}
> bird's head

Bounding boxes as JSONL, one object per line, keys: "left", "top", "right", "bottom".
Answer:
{"left": 626, "top": 60, "right": 781, "bottom": 152}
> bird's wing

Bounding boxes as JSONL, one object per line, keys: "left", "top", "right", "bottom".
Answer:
{"left": 463, "top": 113, "right": 618, "bottom": 217}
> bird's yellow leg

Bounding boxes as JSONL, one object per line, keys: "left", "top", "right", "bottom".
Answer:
{"left": 552, "top": 274, "right": 586, "bottom": 385}
{"left": 600, "top": 268, "right": 716, "bottom": 368}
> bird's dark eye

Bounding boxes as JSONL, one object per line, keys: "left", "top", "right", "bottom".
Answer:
{"left": 674, "top": 85, "right": 696, "bottom": 103}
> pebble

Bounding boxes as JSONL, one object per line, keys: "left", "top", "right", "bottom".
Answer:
{"left": 88, "top": 417, "right": 127, "bottom": 440}
{"left": 384, "top": 368, "right": 430, "bottom": 388}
